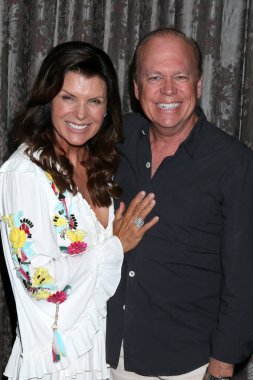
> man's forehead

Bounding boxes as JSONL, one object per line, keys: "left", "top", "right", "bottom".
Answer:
{"left": 140, "top": 34, "right": 192, "bottom": 55}
{"left": 137, "top": 35, "right": 197, "bottom": 73}
{"left": 140, "top": 40, "right": 193, "bottom": 61}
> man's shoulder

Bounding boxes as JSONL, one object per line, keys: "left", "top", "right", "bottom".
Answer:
{"left": 198, "top": 118, "right": 253, "bottom": 160}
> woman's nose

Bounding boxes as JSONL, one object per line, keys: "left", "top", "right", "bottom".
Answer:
{"left": 73, "top": 102, "right": 87, "bottom": 120}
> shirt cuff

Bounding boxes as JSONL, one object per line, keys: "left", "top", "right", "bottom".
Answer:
{"left": 211, "top": 329, "right": 252, "bottom": 364}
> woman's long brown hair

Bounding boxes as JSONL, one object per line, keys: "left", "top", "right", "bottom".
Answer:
{"left": 9, "top": 41, "right": 123, "bottom": 207}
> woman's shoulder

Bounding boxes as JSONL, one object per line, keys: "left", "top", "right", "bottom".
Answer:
{"left": 0, "top": 144, "right": 39, "bottom": 174}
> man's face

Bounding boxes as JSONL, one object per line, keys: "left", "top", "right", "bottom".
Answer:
{"left": 134, "top": 35, "right": 202, "bottom": 137}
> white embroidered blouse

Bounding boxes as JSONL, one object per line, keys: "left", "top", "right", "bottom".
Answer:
{"left": 0, "top": 144, "right": 123, "bottom": 380}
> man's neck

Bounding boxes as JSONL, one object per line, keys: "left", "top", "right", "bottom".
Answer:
{"left": 149, "top": 115, "right": 198, "bottom": 176}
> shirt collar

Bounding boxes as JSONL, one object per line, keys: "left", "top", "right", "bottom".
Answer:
{"left": 138, "top": 106, "right": 207, "bottom": 159}
{"left": 183, "top": 107, "right": 206, "bottom": 158}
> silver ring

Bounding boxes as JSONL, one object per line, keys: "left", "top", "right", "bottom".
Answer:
{"left": 134, "top": 217, "right": 144, "bottom": 228}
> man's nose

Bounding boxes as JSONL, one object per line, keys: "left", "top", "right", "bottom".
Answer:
{"left": 161, "top": 79, "right": 176, "bottom": 95}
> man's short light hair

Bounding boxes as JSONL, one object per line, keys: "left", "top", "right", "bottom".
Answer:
{"left": 132, "top": 27, "right": 203, "bottom": 82}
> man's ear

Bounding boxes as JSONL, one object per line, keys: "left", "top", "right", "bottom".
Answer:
{"left": 134, "top": 80, "right": 140, "bottom": 100}
{"left": 197, "top": 76, "right": 202, "bottom": 99}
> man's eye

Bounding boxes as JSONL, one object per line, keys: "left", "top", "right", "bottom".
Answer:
{"left": 176, "top": 75, "right": 188, "bottom": 80}
{"left": 149, "top": 76, "right": 161, "bottom": 82}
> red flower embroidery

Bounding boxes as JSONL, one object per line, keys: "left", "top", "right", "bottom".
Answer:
{"left": 20, "top": 222, "right": 32, "bottom": 238}
{"left": 51, "top": 182, "right": 58, "bottom": 196}
{"left": 48, "top": 291, "right": 67, "bottom": 304}
{"left": 67, "top": 241, "right": 87, "bottom": 255}
{"left": 69, "top": 214, "right": 78, "bottom": 229}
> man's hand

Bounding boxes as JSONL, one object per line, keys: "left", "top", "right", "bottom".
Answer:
{"left": 206, "top": 357, "right": 234, "bottom": 378}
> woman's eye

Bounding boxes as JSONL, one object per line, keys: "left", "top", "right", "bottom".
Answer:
{"left": 62, "top": 95, "right": 73, "bottom": 101}
{"left": 90, "top": 99, "right": 102, "bottom": 104}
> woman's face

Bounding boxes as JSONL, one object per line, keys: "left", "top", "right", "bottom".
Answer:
{"left": 51, "top": 71, "right": 107, "bottom": 154}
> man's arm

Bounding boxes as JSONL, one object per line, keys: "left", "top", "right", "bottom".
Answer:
{"left": 210, "top": 145, "right": 253, "bottom": 372}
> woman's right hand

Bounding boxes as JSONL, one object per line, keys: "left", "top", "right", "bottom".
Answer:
{"left": 113, "top": 191, "right": 159, "bottom": 253}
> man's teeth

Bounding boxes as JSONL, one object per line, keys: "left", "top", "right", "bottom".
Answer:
{"left": 67, "top": 122, "right": 88, "bottom": 130}
{"left": 157, "top": 102, "right": 180, "bottom": 110}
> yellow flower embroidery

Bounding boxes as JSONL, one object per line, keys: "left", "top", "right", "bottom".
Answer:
{"left": 34, "top": 289, "right": 53, "bottom": 300}
{"left": 9, "top": 227, "right": 26, "bottom": 249}
{"left": 2, "top": 214, "right": 14, "bottom": 229}
{"left": 66, "top": 229, "right": 87, "bottom": 243}
{"left": 45, "top": 172, "right": 53, "bottom": 181}
{"left": 53, "top": 215, "right": 68, "bottom": 227}
{"left": 32, "top": 267, "right": 55, "bottom": 287}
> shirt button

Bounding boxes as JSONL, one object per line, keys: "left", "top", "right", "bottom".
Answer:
{"left": 146, "top": 162, "right": 151, "bottom": 168}
{"left": 123, "top": 305, "right": 126, "bottom": 310}
{"left": 129, "top": 270, "right": 135, "bottom": 277}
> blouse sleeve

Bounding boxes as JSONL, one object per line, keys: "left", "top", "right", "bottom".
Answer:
{"left": 0, "top": 166, "right": 123, "bottom": 307}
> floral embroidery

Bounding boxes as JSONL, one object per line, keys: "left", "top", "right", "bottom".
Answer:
{"left": 46, "top": 172, "right": 88, "bottom": 255}
{"left": 65, "top": 227, "right": 88, "bottom": 254}
{"left": 2, "top": 213, "right": 65, "bottom": 300}
{"left": 67, "top": 241, "right": 87, "bottom": 255}
{"left": 2, "top": 211, "right": 70, "bottom": 362}
{"left": 48, "top": 290, "right": 68, "bottom": 304}
{"left": 32, "top": 267, "right": 55, "bottom": 287}
{"left": 1, "top": 172, "right": 89, "bottom": 363}
{"left": 9, "top": 227, "right": 26, "bottom": 249}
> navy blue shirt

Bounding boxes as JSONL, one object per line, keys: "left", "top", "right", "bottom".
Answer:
{"left": 106, "top": 109, "right": 253, "bottom": 375}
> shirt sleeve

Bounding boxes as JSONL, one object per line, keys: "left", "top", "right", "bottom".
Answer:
{"left": 0, "top": 168, "right": 123, "bottom": 309}
{"left": 210, "top": 146, "right": 253, "bottom": 363}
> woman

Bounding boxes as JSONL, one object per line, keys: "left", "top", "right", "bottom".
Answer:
{"left": 0, "top": 41, "right": 158, "bottom": 380}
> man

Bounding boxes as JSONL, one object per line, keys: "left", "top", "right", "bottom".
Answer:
{"left": 106, "top": 28, "right": 253, "bottom": 380}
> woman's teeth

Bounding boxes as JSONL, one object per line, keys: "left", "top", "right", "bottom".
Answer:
{"left": 67, "top": 122, "right": 88, "bottom": 130}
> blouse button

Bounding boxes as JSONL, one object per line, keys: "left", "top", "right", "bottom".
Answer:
{"left": 129, "top": 270, "right": 135, "bottom": 277}
{"left": 146, "top": 162, "right": 151, "bottom": 168}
